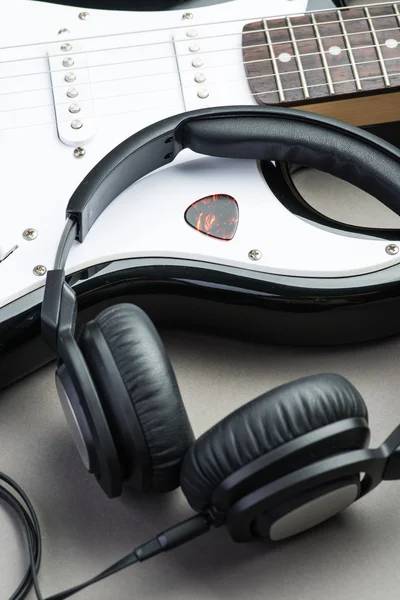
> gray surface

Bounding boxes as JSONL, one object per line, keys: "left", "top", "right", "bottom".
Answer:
{"left": 2, "top": 167, "right": 400, "bottom": 599}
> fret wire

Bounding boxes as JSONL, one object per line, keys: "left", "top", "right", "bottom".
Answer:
{"left": 262, "top": 18, "right": 285, "bottom": 102}
{"left": 310, "top": 13, "right": 335, "bottom": 96}
{"left": 337, "top": 10, "right": 363, "bottom": 91}
{"left": 286, "top": 16, "right": 310, "bottom": 99}
{"left": 394, "top": 3, "right": 400, "bottom": 27}
{"left": 364, "top": 6, "right": 391, "bottom": 87}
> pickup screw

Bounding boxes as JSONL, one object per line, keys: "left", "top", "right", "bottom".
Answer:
{"left": 79, "top": 11, "right": 90, "bottom": 19}
{"left": 248, "top": 249, "right": 262, "bottom": 261}
{"left": 74, "top": 147, "right": 86, "bottom": 158}
{"left": 33, "top": 265, "right": 47, "bottom": 276}
{"left": 23, "top": 228, "right": 37, "bottom": 241}
{"left": 386, "top": 244, "right": 399, "bottom": 255}
{"left": 183, "top": 12, "right": 193, "bottom": 19}
{"left": 58, "top": 28, "right": 70, "bottom": 35}
{"left": 64, "top": 72, "right": 76, "bottom": 83}
{"left": 66, "top": 87, "right": 78, "bottom": 98}
{"left": 61, "top": 42, "right": 72, "bottom": 51}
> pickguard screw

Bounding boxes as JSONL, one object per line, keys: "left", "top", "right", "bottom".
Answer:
{"left": 248, "top": 249, "right": 262, "bottom": 261}
{"left": 33, "top": 265, "right": 47, "bottom": 276}
{"left": 74, "top": 147, "right": 86, "bottom": 158}
{"left": 79, "top": 11, "right": 90, "bottom": 20}
{"left": 23, "top": 228, "right": 37, "bottom": 241}
{"left": 386, "top": 244, "right": 399, "bottom": 255}
{"left": 183, "top": 12, "right": 193, "bottom": 19}
{"left": 58, "top": 28, "right": 70, "bottom": 35}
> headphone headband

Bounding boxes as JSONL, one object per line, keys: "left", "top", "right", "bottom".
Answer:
{"left": 65, "top": 105, "right": 400, "bottom": 243}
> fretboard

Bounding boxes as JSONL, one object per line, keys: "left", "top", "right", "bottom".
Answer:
{"left": 242, "top": 2, "right": 400, "bottom": 106}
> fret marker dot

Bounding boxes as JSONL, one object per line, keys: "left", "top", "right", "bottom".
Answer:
{"left": 278, "top": 52, "right": 291, "bottom": 63}
{"left": 329, "top": 45, "right": 342, "bottom": 56}
{"left": 385, "top": 38, "right": 398, "bottom": 49}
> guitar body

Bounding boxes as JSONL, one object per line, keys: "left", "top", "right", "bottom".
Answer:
{"left": 1, "top": 0, "right": 400, "bottom": 389}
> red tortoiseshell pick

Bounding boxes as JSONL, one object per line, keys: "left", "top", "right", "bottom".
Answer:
{"left": 184, "top": 194, "right": 239, "bottom": 240}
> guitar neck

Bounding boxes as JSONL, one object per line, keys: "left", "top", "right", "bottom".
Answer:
{"left": 243, "top": 2, "right": 400, "bottom": 126}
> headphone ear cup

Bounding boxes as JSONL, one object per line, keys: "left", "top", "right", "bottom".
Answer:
{"left": 180, "top": 373, "right": 368, "bottom": 514}
{"left": 79, "top": 303, "right": 195, "bottom": 493}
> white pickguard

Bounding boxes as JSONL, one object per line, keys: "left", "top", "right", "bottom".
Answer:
{"left": 0, "top": 0, "right": 399, "bottom": 310}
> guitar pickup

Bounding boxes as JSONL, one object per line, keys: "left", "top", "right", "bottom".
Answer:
{"left": 48, "top": 40, "right": 96, "bottom": 146}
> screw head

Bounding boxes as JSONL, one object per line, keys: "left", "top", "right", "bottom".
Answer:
{"left": 62, "top": 57, "right": 74, "bottom": 67}
{"left": 79, "top": 11, "right": 90, "bottom": 19}
{"left": 386, "top": 243, "right": 399, "bottom": 255}
{"left": 197, "top": 88, "right": 209, "bottom": 99}
{"left": 60, "top": 42, "right": 72, "bottom": 52}
{"left": 71, "top": 119, "right": 83, "bottom": 129}
{"left": 248, "top": 249, "right": 262, "bottom": 261}
{"left": 183, "top": 12, "right": 193, "bottom": 19}
{"left": 58, "top": 28, "right": 70, "bottom": 35}
{"left": 64, "top": 72, "right": 76, "bottom": 83}
{"left": 74, "top": 146, "right": 86, "bottom": 158}
{"left": 69, "top": 103, "right": 81, "bottom": 113}
{"left": 22, "top": 228, "right": 37, "bottom": 241}
{"left": 66, "top": 87, "right": 78, "bottom": 98}
{"left": 33, "top": 265, "right": 47, "bottom": 276}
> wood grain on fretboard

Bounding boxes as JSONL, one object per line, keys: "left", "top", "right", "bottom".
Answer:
{"left": 242, "top": 3, "right": 400, "bottom": 126}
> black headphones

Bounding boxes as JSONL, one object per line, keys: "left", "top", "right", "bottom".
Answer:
{"left": 41, "top": 106, "right": 400, "bottom": 548}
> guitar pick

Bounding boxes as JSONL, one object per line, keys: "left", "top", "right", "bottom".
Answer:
{"left": 184, "top": 194, "right": 239, "bottom": 240}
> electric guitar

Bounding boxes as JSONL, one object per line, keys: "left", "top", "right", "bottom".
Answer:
{"left": 1, "top": 0, "right": 400, "bottom": 389}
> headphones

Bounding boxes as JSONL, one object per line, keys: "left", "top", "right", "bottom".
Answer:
{"left": 41, "top": 106, "right": 400, "bottom": 547}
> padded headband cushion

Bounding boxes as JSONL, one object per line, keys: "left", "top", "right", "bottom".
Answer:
{"left": 180, "top": 373, "right": 368, "bottom": 513}
{"left": 91, "top": 303, "right": 194, "bottom": 492}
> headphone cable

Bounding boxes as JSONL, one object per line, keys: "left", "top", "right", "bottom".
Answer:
{"left": 0, "top": 471, "right": 211, "bottom": 600}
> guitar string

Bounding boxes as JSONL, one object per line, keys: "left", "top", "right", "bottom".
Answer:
{"left": 0, "top": 0, "right": 398, "bottom": 55}
{"left": 0, "top": 53, "right": 398, "bottom": 116}
{"left": 1, "top": 21, "right": 399, "bottom": 80}
{"left": 1, "top": 69, "right": 399, "bottom": 133}
{"left": 0, "top": 3, "right": 400, "bottom": 64}
{"left": 0, "top": 34, "right": 398, "bottom": 102}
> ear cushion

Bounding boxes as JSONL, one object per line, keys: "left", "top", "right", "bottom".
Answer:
{"left": 180, "top": 373, "right": 368, "bottom": 513}
{"left": 86, "top": 303, "right": 194, "bottom": 492}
